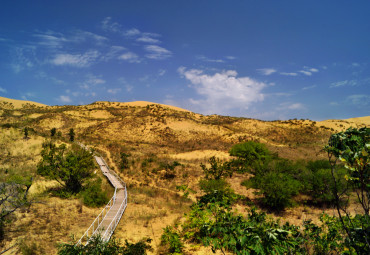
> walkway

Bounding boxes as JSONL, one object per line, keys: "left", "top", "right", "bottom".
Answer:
{"left": 77, "top": 154, "right": 127, "bottom": 245}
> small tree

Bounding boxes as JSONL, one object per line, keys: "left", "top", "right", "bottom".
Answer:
{"left": 325, "top": 127, "right": 370, "bottom": 253}
{"left": 37, "top": 142, "right": 94, "bottom": 194}
{"left": 68, "top": 128, "right": 75, "bottom": 142}
{"left": 23, "top": 127, "right": 28, "bottom": 139}
{"left": 119, "top": 152, "right": 130, "bottom": 171}
{"left": 229, "top": 141, "right": 272, "bottom": 173}
{"left": 200, "top": 156, "right": 233, "bottom": 180}
{"left": 0, "top": 178, "right": 32, "bottom": 242}
{"left": 50, "top": 128, "right": 56, "bottom": 138}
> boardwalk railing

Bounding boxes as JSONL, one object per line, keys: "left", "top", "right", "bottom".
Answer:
{"left": 76, "top": 190, "right": 116, "bottom": 245}
{"left": 76, "top": 144, "right": 127, "bottom": 245}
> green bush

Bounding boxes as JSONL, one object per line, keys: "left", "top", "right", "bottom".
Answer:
{"left": 58, "top": 235, "right": 152, "bottom": 255}
{"left": 80, "top": 178, "right": 109, "bottom": 207}
{"left": 161, "top": 226, "right": 184, "bottom": 254}
{"left": 253, "top": 172, "right": 301, "bottom": 210}
{"left": 199, "top": 178, "right": 229, "bottom": 193}
{"left": 229, "top": 141, "right": 272, "bottom": 173}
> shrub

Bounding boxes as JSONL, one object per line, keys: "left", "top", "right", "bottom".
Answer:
{"left": 80, "top": 178, "right": 109, "bottom": 207}
{"left": 199, "top": 179, "right": 229, "bottom": 193}
{"left": 160, "top": 226, "right": 184, "bottom": 254}
{"left": 254, "top": 172, "right": 301, "bottom": 210}
{"left": 200, "top": 156, "right": 233, "bottom": 180}
{"left": 229, "top": 141, "right": 272, "bottom": 173}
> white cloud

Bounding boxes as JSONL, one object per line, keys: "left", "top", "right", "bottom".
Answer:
{"left": 101, "top": 17, "right": 122, "bottom": 34}
{"left": 287, "top": 103, "right": 304, "bottom": 110}
{"left": 299, "top": 70, "right": 312, "bottom": 76}
{"left": 330, "top": 80, "right": 358, "bottom": 88}
{"left": 145, "top": 45, "right": 172, "bottom": 59}
{"left": 107, "top": 88, "right": 121, "bottom": 94}
{"left": 80, "top": 74, "right": 106, "bottom": 89}
{"left": 257, "top": 68, "right": 276, "bottom": 76}
{"left": 33, "top": 32, "right": 67, "bottom": 48}
{"left": 197, "top": 55, "right": 224, "bottom": 63}
{"left": 0, "top": 87, "right": 7, "bottom": 93}
{"left": 309, "top": 68, "right": 319, "bottom": 72}
{"left": 103, "top": 46, "right": 126, "bottom": 61}
{"left": 280, "top": 72, "right": 298, "bottom": 76}
{"left": 59, "top": 95, "right": 72, "bottom": 103}
{"left": 158, "top": 69, "right": 166, "bottom": 76}
{"left": 119, "top": 52, "right": 140, "bottom": 63}
{"left": 178, "top": 67, "right": 266, "bottom": 115}
{"left": 225, "top": 56, "right": 236, "bottom": 60}
{"left": 136, "top": 33, "right": 161, "bottom": 43}
{"left": 278, "top": 102, "right": 305, "bottom": 111}
{"left": 51, "top": 50, "right": 100, "bottom": 67}
{"left": 125, "top": 85, "right": 133, "bottom": 92}
{"left": 346, "top": 94, "right": 370, "bottom": 107}
{"left": 124, "top": 28, "right": 140, "bottom": 37}
{"left": 302, "top": 85, "right": 317, "bottom": 90}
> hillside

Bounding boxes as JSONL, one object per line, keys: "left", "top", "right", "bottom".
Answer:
{"left": 0, "top": 97, "right": 368, "bottom": 254}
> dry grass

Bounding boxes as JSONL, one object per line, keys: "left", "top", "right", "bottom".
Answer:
{"left": 0, "top": 96, "right": 369, "bottom": 254}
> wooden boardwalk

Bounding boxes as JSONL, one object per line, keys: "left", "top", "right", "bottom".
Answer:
{"left": 77, "top": 155, "right": 127, "bottom": 245}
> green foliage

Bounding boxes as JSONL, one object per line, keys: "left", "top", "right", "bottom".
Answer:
{"left": 24, "top": 127, "right": 28, "bottom": 139}
{"left": 303, "top": 214, "right": 346, "bottom": 255}
{"left": 199, "top": 178, "right": 229, "bottom": 194}
{"left": 229, "top": 141, "right": 271, "bottom": 173}
{"left": 160, "top": 161, "right": 181, "bottom": 179}
{"left": 58, "top": 235, "right": 152, "bottom": 255}
{"left": 254, "top": 171, "right": 301, "bottom": 210}
{"left": 119, "top": 152, "right": 130, "bottom": 171}
{"left": 161, "top": 226, "right": 184, "bottom": 254}
{"left": 37, "top": 142, "right": 95, "bottom": 194}
{"left": 50, "top": 127, "right": 56, "bottom": 137}
{"left": 80, "top": 178, "right": 109, "bottom": 207}
{"left": 325, "top": 127, "right": 370, "bottom": 253}
{"left": 325, "top": 127, "right": 369, "bottom": 207}
{"left": 68, "top": 128, "right": 75, "bottom": 142}
{"left": 176, "top": 184, "right": 195, "bottom": 199}
{"left": 200, "top": 156, "right": 233, "bottom": 180}
{"left": 183, "top": 201, "right": 303, "bottom": 254}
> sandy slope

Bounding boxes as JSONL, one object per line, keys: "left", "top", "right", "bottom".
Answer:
{"left": 0, "top": 96, "right": 47, "bottom": 108}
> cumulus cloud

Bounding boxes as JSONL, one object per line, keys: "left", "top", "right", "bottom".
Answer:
{"left": 178, "top": 67, "right": 266, "bottom": 115}
{"left": 257, "top": 68, "right": 276, "bottom": 76}
{"left": 51, "top": 50, "right": 100, "bottom": 67}
{"left": 145, "top": 45, "right": 172, "bottom": 59}
{"left": 118, "top": 51, "right": 140, "bottom": 63}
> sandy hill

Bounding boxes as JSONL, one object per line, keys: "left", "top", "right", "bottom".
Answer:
{"left": 1, "top": 96, "right": 368, "bottom": 162}
{"left": 0, "top": 96, "right": 47, "bottom": 109}
{"left": 0, "top": 96, "right": 369, "bottom": 254}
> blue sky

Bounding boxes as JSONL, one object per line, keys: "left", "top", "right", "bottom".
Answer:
{"left": 0, "top": 0, "right": 369, "bottom": 120}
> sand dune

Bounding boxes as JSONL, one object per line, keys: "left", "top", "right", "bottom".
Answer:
{"left": 0, "top": 96, "right": 47, "bottom": 108}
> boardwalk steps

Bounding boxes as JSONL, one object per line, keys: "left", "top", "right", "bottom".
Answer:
{"left": 77, "top": 154, "right": 127, "bottom": 245}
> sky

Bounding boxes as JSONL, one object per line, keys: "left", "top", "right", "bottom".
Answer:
{"left": 0, "top": 0, "right": 369, "bottom": 121}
